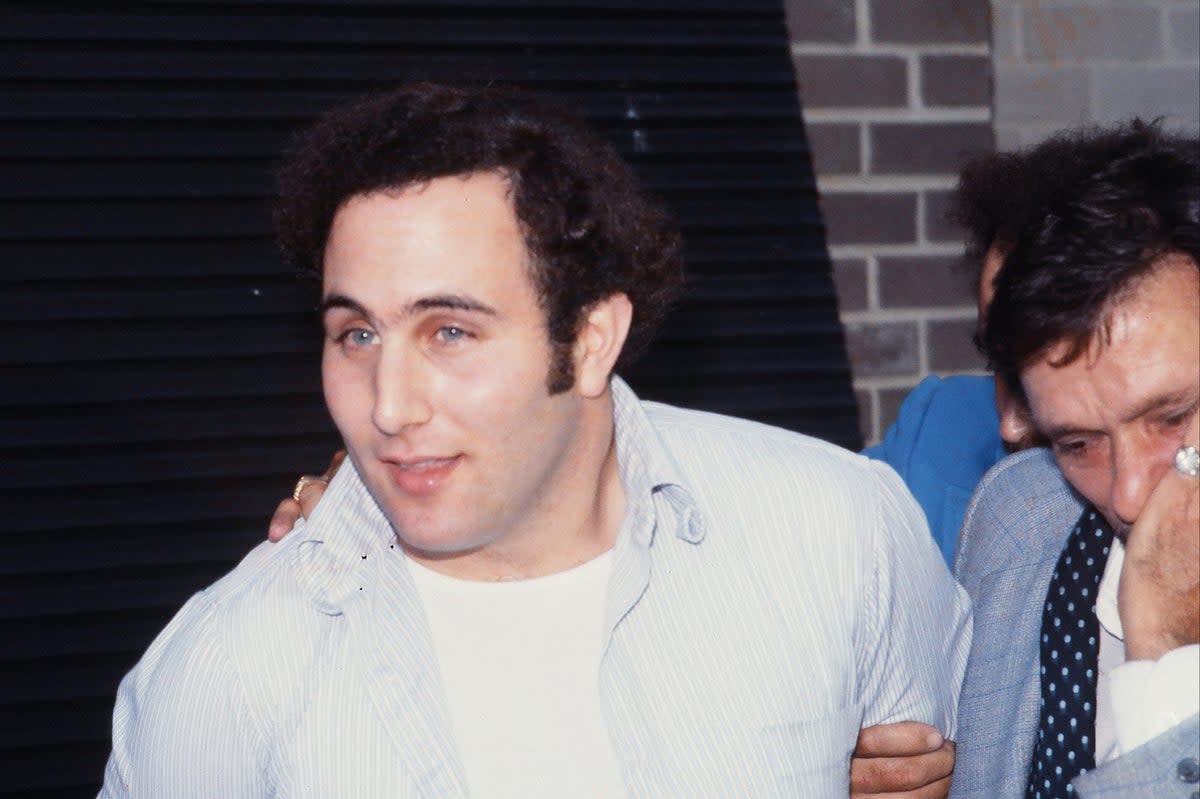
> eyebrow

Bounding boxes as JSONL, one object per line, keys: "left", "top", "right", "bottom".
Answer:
{"left": 319, "top": 293, "right": 499, "bottom": 320}
{"left": 1127, "top": 388, "right": 1197, "bottom": 419}
{"left": 1038, "top": 389, "right": 1198, "bottom": 440}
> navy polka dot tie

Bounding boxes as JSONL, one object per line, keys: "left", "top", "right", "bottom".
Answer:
{"left": 1025, "top": 508, "right": 1114, "bottom": 799}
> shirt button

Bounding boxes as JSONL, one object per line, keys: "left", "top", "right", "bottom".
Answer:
{"left": 1177, "top": 757, "right": 1200, "bottom": 783}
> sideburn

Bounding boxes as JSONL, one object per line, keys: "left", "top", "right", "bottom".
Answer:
{"left": 545, "top": 338, "right": 575, "bottom": 394}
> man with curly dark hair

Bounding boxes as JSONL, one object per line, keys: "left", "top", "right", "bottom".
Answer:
{"left": 98, "top": 82, "right": 969, "bottom": 798}
{"left": 861, "top": 121, "right": 1199, "bottom": 799}
{"left": 951, "top": 121, "right": 1200, "bottom": 798}
{"left": 862, "top": 126, "right": 1129, "bottom": 567}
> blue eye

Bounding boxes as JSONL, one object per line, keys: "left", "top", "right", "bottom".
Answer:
{"left": 338, "top": 328, "right": 376, "bottom": 348}
{"left": 436, "top": 326, "right": 468, "bottom": 342}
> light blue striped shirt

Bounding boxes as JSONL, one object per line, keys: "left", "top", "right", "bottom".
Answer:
{"left": 100, "top": 378, "right": 971, "bottom": 798}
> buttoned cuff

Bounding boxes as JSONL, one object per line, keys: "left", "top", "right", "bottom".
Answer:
{"left": 1106, "top": 644, "right": 1200, "bottom": 760}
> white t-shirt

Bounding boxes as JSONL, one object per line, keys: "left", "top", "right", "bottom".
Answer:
{"left": 1095, "top": 539, "right": 1200, "bottom": 762}
{"left": 409, "top": 551, "right": 626, "bottom": 799}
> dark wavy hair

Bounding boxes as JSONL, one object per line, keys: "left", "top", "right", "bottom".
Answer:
{"left": 275, "top": 82, "right": 684, "bottom": 391}
{"left": 953, "top": 132, "right": 1092, "bottom": 289}
{"left": 979, "top": 120, "right": 1200, "bottom": 403}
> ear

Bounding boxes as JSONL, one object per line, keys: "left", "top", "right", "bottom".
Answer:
{"left": 573, "top": 293, "right": 633, "bottom": 399}
{"left": 995, "top": 379, "right": 1035, "bottom": 448}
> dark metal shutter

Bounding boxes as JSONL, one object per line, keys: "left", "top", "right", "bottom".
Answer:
{"left": 0, "top": 2, "right": 857, "bottom": 795}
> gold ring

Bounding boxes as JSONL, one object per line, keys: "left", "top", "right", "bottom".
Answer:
{"left": 292, "top": 475, "right": 328, "bottom": 502}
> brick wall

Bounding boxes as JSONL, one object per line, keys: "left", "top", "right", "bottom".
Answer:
{"left": 784, "top": 0, "right": 995, "bottom": 445}
{"left": 991, "top": 0, "right": 1200, "bottom": 148}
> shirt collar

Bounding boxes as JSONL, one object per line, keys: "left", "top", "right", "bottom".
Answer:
{"left": 1096, "top": 537, "right": 1125, "bottom": 640}
{"left": 291, "top": 376, "right": 709, "bottom": 614}
{"left": 291, "top": 456, "right": 397, "bottom": 615}
{"left": 609, "top": 376, "right": 706, "bottom": 546}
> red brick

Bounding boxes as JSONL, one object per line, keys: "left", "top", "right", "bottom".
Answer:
{"left": 794, "top": 55, "right": 908, "bottom": 109}
{"left": 784, "top": 0, "right": 857, "bottom": 44}
{"left": 832, "top": 257, "right": 869, "bottom": 311}
{"left": 928, "top": 318, "right": 985, "bottom": 371}
{"left": 870, "top": 0, "right": 990, "bottom": 44}
{"left": 870, "top": 122, "right": 993, "bottom": 175}
{"left": 921, "top": 55, "right": 991, "bottom": 107}
{"left": 845, "top": 321, "right": 920, "bottom": 377}
{"left": 878, "top": 255, "right": 973, "bottom": 308}
{"left": 879, "top": 384, "right": 919, "bottom": 436}
{"left": 821, "top": 191, "right": 917, "bottom": 245}
{"left": 925, "top": 189, "right": 965, "bottom": 244}
{"left": 806, "top": 122, "right": 861, "bottom": 175}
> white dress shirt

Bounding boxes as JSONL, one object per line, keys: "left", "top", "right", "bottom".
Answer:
{"left": 1095, "top": 539, "right": 1200, "bottom": 761}
{"left": 98, "top": 378, "right": 971, "bottom": 798}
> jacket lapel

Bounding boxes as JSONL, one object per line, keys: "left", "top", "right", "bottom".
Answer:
{"left": 954, "top": 449, "right": 1084, "bottom": 798}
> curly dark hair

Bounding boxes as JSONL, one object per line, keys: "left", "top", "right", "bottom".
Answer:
{"left": 978, "top": 120, "right": 1200, "bottom": 403}
{"left": 953, "top": 132, "right": 1089, "bottom": 287}
{"left": 275, "top": 82, "right": 684, "bottom": 391}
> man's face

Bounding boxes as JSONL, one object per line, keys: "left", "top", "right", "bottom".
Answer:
{"left": 320, "top": 172, "right": 595, "bottom": 571}
{"left": 1019, "top": 254, "right": 1200, "bottom": 538}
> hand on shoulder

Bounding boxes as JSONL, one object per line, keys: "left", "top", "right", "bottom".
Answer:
{"left": 267, "top": 450, "right": 345, "bottom": 542}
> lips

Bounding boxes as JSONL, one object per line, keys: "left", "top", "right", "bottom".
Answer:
{"left": 382, "top": 455, "right": 461, "bottom": 497}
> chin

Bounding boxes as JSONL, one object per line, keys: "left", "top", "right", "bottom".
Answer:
{"left": 386, "top": 514, "right": 485, "bottom": 557}
{"left": 394, "top": 533, "right": 492, "bottom": 568}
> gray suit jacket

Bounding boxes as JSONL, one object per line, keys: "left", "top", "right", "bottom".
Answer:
{"left": 951, "top": 448, "right": 1200, "bottom": 799}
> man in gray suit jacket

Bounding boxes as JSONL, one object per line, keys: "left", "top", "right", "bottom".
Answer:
{"left": 951, "top": 122, "right": 1200, "bottom": 798}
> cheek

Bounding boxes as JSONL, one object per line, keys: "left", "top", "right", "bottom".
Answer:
{"left": 1055, "top": 459, "right": 1112, "bottom": 514}
{"left": 1143, "top": 430, "right": 1189, "bottom": 484}
{"left": 452, "top": 372, "right": 568, "bottom": 455}
{"left": 322, "top": 355, "right": 370, "bottom": 430}
{"left": 448, "top": 344, "right": 553, "bottom": 410}
{"left": 456, "top": 380, "right": 544, "bottom": 439}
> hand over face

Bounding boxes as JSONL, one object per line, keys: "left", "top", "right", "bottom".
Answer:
{"left": 267, "top": 450, "right": 345, "bottom": 542}
{"left": 1119, "top": 410, "right": 1200, "bottom": 661}
{"left": 851, "top": 721, "right": 954, "bottom": 798}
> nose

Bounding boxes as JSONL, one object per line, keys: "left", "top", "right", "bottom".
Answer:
{"left": 1108, "top": 434, "right": 1172, "bottom": 527}
{"left": 371, "top": 346, "right": 432, "bottom": 435}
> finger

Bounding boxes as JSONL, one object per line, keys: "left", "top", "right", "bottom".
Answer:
{"left": 850, "top": 740, "right": 955, "bottom": 794}
{"left": 321, "top": 449, "right": 347, "bottom": 482}
{"left": 855, "top": 721, "right": 944, "bottom": 758}
{"left": 851, "top": 773, "right": 952, "bottom": 799}
{"left": 298, "top": 476, "right": 330, "bottom": 518}
{"left": 268, "top": 499, "right": 302, "bottom": 543}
